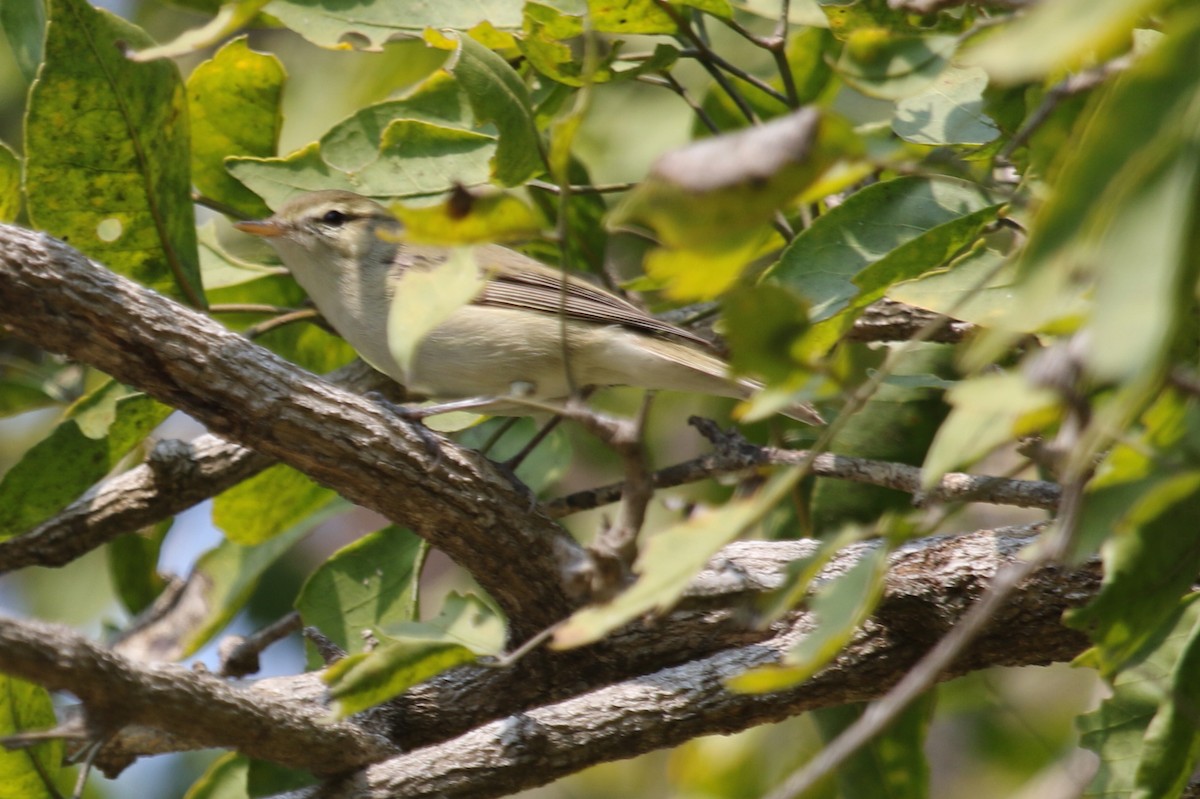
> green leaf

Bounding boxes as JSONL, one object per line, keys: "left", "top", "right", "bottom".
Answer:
{"left": 1068, "top": 471, "right": 1200, "bottom": 677}
{"left": 833, "top": 30, "right": 957, "bottom": 100}
{"left": 324, "top": 593, "right": 505, "bottom": 717}
{"left": 127, "top": 0, "right": 271, "bottom": 62}
{"left": 187, "top": 36, "right": 284, "bottom": 220}
{"left": 0, "top": 381, "right": 172, "bottom": 539}
{"left": 728, "top": 547, "right": 886, "bottom": 692}
{"left": 295, "top": 526, "right": 426, "bottom": 658}
{"left": 892, "top": 66, "right": 1000, "bottom": 146}
{"left": 0, "top": 142, "right": 20, "bottom": 222}
{"left": 0, "top": 0, "right": 45, "bottom": 84}
{"left": 213, "top": 463, "right": 336, "bottom": 546}
{"left": 182, "top": 752, "right": 249, "bottom": 799}
{"left": 172, "top": 507, "right": 328, "bottom": 658}
{"left": 432, "top": 31, "right": 544, "bottom": 186}
{"left": 391, "top": 190, "right": 544, "bottom": 244}
{"left": 387, "top": 247, "right": 484, "bottom": 381}
{"left": 1078, "top": 596, "right": 1200, "bottom": 799}
{"left": 24, "top": 0, "right": 204, "bottom": 306}
{"left": 1084, "top": 141, "right": 1200, "bottom": 383}
{"left": 107, "top": 519, "right": 170, "bottom": 615}
{"left": 813, "top": 694, "right": 934, "bottom": 799}
{"left": 967, "top": 0, "right": 1163, "bottom": 85}
{"left": 520, "top": 4, "right": 679, "bottom": 86}
{"left": 226, "top": 142, "right": 357, "bottom": 211}
{"left": 921, "top": 371, "right": 1060, "bottom": 486}
{"left": 262, "top": 0, "right": 523, "bottom": 51}
{"left": 319, "top": 75, "right": 475, "bottom": 173}
{"left": 773, "top": 176, "right": 996, "bottom": 322}
{"left": 553, "top": 468, "right": 800, "bottom": 649}
{"left": 0, "top": 675, "right": 65, "bottom": 799}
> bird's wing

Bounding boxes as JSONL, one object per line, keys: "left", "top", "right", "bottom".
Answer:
{"left": 470, "top": 244, "right": 715, "bottom": 349}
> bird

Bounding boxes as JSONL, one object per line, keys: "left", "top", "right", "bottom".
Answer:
{"left": 234, "top": 190, "right": 823, "bottom": 425}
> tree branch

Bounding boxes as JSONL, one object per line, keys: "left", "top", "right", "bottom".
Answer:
{"left": 0, "top": 615, "right": 395, "bottom": 776}
{"left": 0, "top": 224, "right": 591, "bottom": 635}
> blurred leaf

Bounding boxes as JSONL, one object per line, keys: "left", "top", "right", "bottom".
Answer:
{"left": 834, "top": 30, "right": 956, "bottom": 100}
{"left": 613, "top": 108, "right": 848, "bottom": 248}
{"left": 187, "top": 36, "right": 284, "bottom": 220}
{"left": 1068, "top": 470, "right": 1200, "bottom": 677}
{"left": 814, "top": 694, "right": 934, "bottom": 799}
{"left": 386, "top": 247, "right": 484, "bottom": 380}
{"left": 295, "top": 526, "right": 426, "bottom": 657}
{"left": 888, "top": 246, "right": 1022, "bottom": 329}
{"left": 0, "top": 675, "right": 65, "bottom": 799}
{"left": 967, "top": 0, "right": 1162, "bottom": 85}
{"left": 892, "top": 66, "right": 999, "bottom": 146}
{"left": 0, "top": 380, "right": 54, "bottom": 418}
{"left": 263, "top": 0, "right": 523, "bottom": 50}
{"left": 324, "top": 593, "right": 505, "bottom": 717}
{"left": 979, "top": 12, "right": 1200, "bottom": 358}
{"left": 0, "top": 381, "right": 171, "bottom": 539}
{"left": 554, "top": 468, "right": 799, "bottom": 649}
{"left": 0, "top": 0, "right": 44, "bottom": 84}
{"left": 128, "top": 0, "right": 271, "bottom": 61}
{"left": 728, "top": 547, "right": 886, "bottom": 692}
{"left": 1085, "top": 141, "right": 1200, "bottom": 383}
{"left": 183, "top": 752, "right": 249, "bottom": 799}
{"left": 1078, "top": 596, "right": 1200, "bottom": 799}
{"left": 392, "top": 190, "right": 544, "bottom": 244}
{"left": 0, "top": 142, "right": 19, "bottom": 222}
{"left": 107, "top": 519, "right": 170, "bottom": 615}
{"left": 213, "top": 463, "right": 336, "bottom": 546}
{"left": 775, "top": 176, "right": 996, "bottom": 321}
{"left": 432, "top": 31, "right": 544, "bottom": 186}
{"left": 24, "top": 0, "right": 203, "bottom": 306}
{"left": 922, "top": 371, "right": 1060, "bottom": 486}
{"left": 723, "top": 282, "right": 811, "bottom": 384}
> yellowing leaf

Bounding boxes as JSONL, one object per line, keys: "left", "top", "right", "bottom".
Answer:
{"left": 387, "top": 248, "right": 484, "bottom": 381}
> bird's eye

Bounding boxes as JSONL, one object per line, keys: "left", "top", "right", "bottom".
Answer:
{"left": 321, "top": 209, "right": 348, "bottom": 226}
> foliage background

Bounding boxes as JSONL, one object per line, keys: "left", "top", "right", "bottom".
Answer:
{"left": 1, "top": 0, "right": 1198, "bottom": 797}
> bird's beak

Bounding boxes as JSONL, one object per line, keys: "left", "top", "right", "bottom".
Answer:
{"left": 234, "top": 219, "right": 285, "bottom": 238}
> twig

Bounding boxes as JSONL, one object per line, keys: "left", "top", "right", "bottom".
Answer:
{"left": 243, "top": 308, "right": 324, "bottom": 339}
{"left": 527, "top": 179, "right": 637, "bottom": 195}
{"left": 218, "top": 611, "right": 303, "bottom": 678}
{"left": 0, "top": 614, "right": 396, "bottom": 776}
{"left": 543, "top": 418, "right": 1059, "bottom": 518}
{"left": 653, "top": 0, "right": 764, "bottom": 123}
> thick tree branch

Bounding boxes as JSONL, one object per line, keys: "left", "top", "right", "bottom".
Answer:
{"left": 0, "top": 615, "right": 395, "bottom": 776}
{"left": 0, "top": 223, "right": 590, "bottom": 634}
{"left": 66, "top": 525, "right": 1097, "bottom": 786}
{"left": 273, "top": 525, "right": 1096, "bottom": 799}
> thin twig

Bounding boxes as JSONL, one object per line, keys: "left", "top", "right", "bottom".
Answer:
{"left": 653, "top": 0, "right": 764, "bottom": 123}
{"left": 218, "top": 611, "right": 303, "bottom": 678}
{"left": 192, "top": 192, "right": 251, "bottom": 221}
{"left": 543, "top": 418, "right": 1060, "bottom": 518}
{"left": 527, "top": 179, "right": 637, "bottom": 195}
